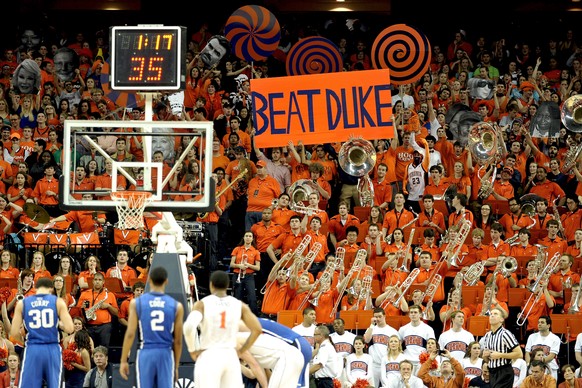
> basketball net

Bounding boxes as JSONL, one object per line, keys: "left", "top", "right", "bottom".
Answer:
{"left": 111, "top": 191, "right": 153, "bottom": 230}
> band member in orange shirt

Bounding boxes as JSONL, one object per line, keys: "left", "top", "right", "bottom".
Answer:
{"left": 252, "top": 206, "right": 285, "bottom": 294}
{"left": 266, "top": 215, "right": 305, "bottom": 268}
{"left": 261, "top": 259, "right": 291, "bottom": 319}
{"left": 328, "top": 201, "right": 361, "bottom": 249}
{"left": 483, "top": 223, "right": 511, "bottom": 274}
{"left": 562, "top": 196, "right": 582, "bottom": 244}
{"left": 382, "top": 192, "right": 415, "bottom": 239}
{"left": 417, "top": 194, "right": 446, "bottom": 238}
{"left": 485, "top": 255, "right": 518, "bottom": 303}
{"left": 548, "top": 254, "right": 581, "bottom": 312}
{"left": 230, "top": 231, "right": 261, "bottom": 314}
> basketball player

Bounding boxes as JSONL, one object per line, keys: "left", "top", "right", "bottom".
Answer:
{"left": 184, "top": 270, "right": 261, "bottom": 388}
{"left": 119, "top": 267, "right": 185, "bottom": 388}
{"left": 10, "top": 277, "right": 75, "bottom": 388}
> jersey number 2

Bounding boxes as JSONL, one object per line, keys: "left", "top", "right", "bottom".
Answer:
{"left": 150, "top": 311, "right": 165, "bottom": 331}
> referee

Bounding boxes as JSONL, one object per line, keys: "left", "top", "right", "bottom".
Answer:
{"left": 480, "top": 307, "right": 523, "bottom": 388}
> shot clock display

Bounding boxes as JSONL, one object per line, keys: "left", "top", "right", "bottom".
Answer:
{"left": 111, "top": 26, "right": 186, "bottom": 90}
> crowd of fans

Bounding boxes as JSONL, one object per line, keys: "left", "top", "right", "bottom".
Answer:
{"left": 0, "top": 15, "right": 580, "bottom": 388}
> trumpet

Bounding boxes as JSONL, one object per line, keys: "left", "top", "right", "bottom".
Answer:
{"left": 391, "top": 268, "right": 421, "bottom": 308}
{"left": 236, "top": 254, "right": 248, "bottom": 284}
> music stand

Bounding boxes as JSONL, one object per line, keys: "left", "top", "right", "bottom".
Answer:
{"left": 530, "top": 229, "right": 548, "bottom": 244}
{"left": 409, "top": 227, "right": 430, "bottom": 245}
{"left": 104, "top": 277, "right": 125, "bottom": 294}
{"left": 484, "top": 200, "right": 511, "bottom": 217}
{"left": 0, "top": 278, "right": 16, "bottom": 289}
{"left": 433, "top": 200, "right": 449, "bottom": 219}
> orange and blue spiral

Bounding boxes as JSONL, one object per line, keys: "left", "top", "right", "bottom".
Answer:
{"left": 285, "top": 36, "right": 343, "bottom": 76}
{"left": 371, "top": 24, "right": 432, "bottom": 86}
{"left": 225, "top": 5, "right": 281, "bottom": 62}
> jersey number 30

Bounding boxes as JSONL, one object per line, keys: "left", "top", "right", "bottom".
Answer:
{"left": 27, "top": 309, "right": 55, "bottom": 329}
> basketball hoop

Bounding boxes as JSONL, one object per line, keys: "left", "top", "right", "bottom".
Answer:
{"left": 111, "top": 191, "right": 153, "bottom": 230}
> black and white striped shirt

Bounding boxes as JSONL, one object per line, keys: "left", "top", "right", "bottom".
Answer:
{"left": 480, "top": 325, "right": 519, "bottom": 369}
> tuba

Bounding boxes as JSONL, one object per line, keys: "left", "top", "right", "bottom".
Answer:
{"left": 468, "top": 122, "right": 498, "bottom": 166}
{"left": 287, "top": 179, "right": 321, "bottom": 214}
{"left": 339, "top": 137, "right": 376, "bottom": 207}
{"left": 561, "top": 94, "right": 582, "bottom": 133}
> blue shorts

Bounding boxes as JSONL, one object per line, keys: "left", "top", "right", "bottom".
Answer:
{"left": 20, "top": 343, "right": 62, "bottom": 388}
{"left": 136, "top": 347, "right": 174, "bottom": 388}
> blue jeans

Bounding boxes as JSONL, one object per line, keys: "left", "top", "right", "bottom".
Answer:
{"left": 234, "top": 273, "right": 257, "bottom": 314}
{"left": 244, "top": 211, "right": 263, "bottom": 232}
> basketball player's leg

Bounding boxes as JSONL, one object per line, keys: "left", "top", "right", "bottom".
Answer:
{"left": 269, "top": 345, "right": 304, "bottom": 388}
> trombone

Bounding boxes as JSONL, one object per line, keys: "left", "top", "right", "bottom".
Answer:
{"left": 516, "top": 254, "right": 559, "bottom": 326}
{"left": 569, "top": 285, "right": 582, "bottom": 314}
{"left": 259, "top": 235, "right": 312, "bottom": 295}
{"left": 356, "top": 266, "right": 375, "bottom": 310}
{"left": 329, "top": 249, "right": 367, "bottom": 317}
{"left": 298, "top": 264, "right": 334, "bottom": 310}
{"left": 389, "top": 268, "right": 421, "bottom": 309}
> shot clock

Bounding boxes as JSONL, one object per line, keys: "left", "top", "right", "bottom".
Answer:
{"left": 110, "top": 26, "right": 186, "bottom": 90}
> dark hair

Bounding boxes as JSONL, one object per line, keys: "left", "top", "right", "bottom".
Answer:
{"left": 132, "top": 281, "right": 146, "bottom": 291}
{"left": 346, "top": 225, "right": 359, "bottom": 235}
{"left": 35, "top": 277, "right": 54, "bottom": 289}
{"left": 210, "top": 270, "right": 229, "bottom": 290}
{"left": 490, "top": 222, "right": 504, "bottom": 233}
{"left": 149, "top": 267, "right": 168, "bottom": 285}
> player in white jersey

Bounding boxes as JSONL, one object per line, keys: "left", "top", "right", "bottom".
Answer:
{"left": 184, "top": 270, "right": 261, "bottom": 388}
{"left": 398, "top": 305, "right": 435, "bottom": 372}
{"left": 236, "top": 331, "right": 303, "bottom": 388}
{"left": 524, "top": 315, "right": 560, "bottom": 380}
{"left": 403, "top": 141, "right": 429, "bottom": 212}
{"left": 363, "top": 308, "right": 399, "bottom": 387}
{"left": 438, "top": 310, "right": 475, "bottom": 361}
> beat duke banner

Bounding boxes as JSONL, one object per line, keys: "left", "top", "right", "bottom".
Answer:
{"left": 251, "top": 69, "right": 394, "bottom": 147}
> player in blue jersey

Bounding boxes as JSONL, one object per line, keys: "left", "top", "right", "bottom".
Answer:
{"left": 10, "top": 277, "right": 74, "bottom": 388}
{"left": 120, "top": 266, "right": 184, "bottom": 388}
{"left": 258, "top": 318, "right": 312, "bottom": 388}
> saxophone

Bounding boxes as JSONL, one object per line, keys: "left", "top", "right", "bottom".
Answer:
{"left": 552, "top": 197, "right": 565, "bottom": 238}
{"left": 85, "top": 291, "right": 109, "bottom": 321}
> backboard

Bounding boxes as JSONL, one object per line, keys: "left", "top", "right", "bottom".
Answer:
{"left": 61, "top": 119, "right": 215, "bottom": 212}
